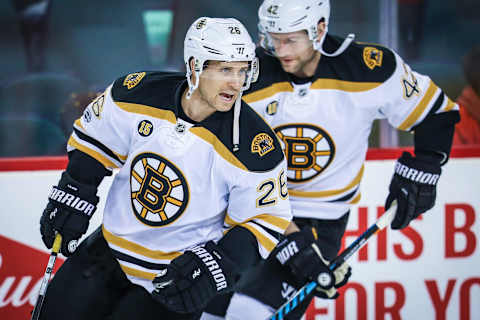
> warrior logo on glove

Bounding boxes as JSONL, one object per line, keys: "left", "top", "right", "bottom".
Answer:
{"left": 190, "top": 246, "right": 228, "bottom": 291}
{"left": 152, "top": 241, "right": 239, "bottom": 314}
{"left": 48, "top": 186, "right": 96, "bottom": 216}
{"left": 386, "top": 152, "right": 441, "bottom": 230}
{"left": 40, "top": 171, "right": 99, "bottom": 256}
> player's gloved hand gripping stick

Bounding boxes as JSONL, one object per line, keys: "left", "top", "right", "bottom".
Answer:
{"left": 269, "top": 201, "right": 398, "bottom": 320}
{"left": 31, "top": 233, "right": 62, "bottom": 320}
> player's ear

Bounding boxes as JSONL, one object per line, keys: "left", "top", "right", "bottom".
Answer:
{"left": 317, "top": 19, "right": 326, "bottom": 36}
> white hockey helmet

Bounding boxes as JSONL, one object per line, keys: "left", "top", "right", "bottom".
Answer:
{"left": 184, "top": 17, "right": 258, "bottom": 98}
{"left": 258, "top": 0, "right": 354, "bottom": 57}
{"left": 184, "top": 17, "right": 259, "bottom": 151}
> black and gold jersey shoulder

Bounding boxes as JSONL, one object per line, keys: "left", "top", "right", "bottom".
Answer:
{"left": 246, "top": 47, "right": 290, "bottom": 93}
{"left": 111, "top": 71, "right": 185, "bottom": 114}
{"left": 315, "top": 35, "right": 396, "bottom": 83}
{"left": 200, "top": 101, "right": 285, "bottom": 173}
{"left": 246, "top": 35, "right": 397, "bottom": 93}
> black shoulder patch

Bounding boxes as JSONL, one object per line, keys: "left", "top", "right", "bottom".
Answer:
{"left": 318, "top": 35, "right": 396, "bottom": 83}
{"left": 111, "top": 71, "right": 185, "bottom": 112}
{"left": 238, "top": 103, "right": 284, "bottom": 171}
{"left": 200, "top": 102, "right": 284, "bottom": 172}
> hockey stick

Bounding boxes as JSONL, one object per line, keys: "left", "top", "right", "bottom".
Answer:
{"left": 31, "top": 233, "right": 62, "bottom": 320}
{"left": 269, "top": 201, "right": 398, "bottom": 320}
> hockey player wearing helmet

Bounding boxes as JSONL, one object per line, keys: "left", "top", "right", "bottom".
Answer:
{"left": 201, "top": 0, "right": 460, "bottom": 319}
{"left": 37, "top": 17, "right": 291, "bottom": 320}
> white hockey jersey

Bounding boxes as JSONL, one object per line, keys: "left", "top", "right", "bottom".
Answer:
{"left": 243, "top": 36, "right": 458, "bottom": 220}
{"left": 67, "top": 72, "right": 291, "bottom": 291}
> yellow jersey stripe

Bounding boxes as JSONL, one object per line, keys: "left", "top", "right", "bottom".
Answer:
{"left": 444, "top": 97, "right": 456, "bottom": 112}
{"left": 311, "top": 79, "right": 382, "bottom": 92}
{"left": 252, "top": 214, "right": 290, "bottom": 232}
{"left": 114, "top": 101, "right": 177, "bottom": 124}
{"left": 243, "top": 82, "right": 293, "bottom": 104}
{"left": 289, "top": 165, "right": 364, "bottom": 198}
{"left": 74, "top": 119, "right": 85, "bottom": 131}
{"left": 241, "top": 223, "right": 276, "bottom": 253}
{"left": 68, "top": 136, "right": 118, "bottom": 168}
{"left": 102, "top": 225, "right": 182, "bottom": 260}
{"left": 73, "top": 118, "right": 128, "bottom": 161}
{"left": 119, "top": 263, "right": 156, "bottom": 281}
{"left": 225, "top": 213, "right": 289, "bottom": 231}
{"left": 348, "top": 192, "right": 362, "bottom": 204}
{"left": 224, "top": 215, "right": 279, "bottom": 253}
{"left": 114, "top": 151, "right": 128, "bottom": 161}
{"left": 190, "top": 127, "right": 247, "bottom": 171}
{"left": 398, "top": 81, "right": 438, "bottom": 130}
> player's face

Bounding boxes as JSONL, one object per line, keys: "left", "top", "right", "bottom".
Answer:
{"left": 197, "top": 61, "right": 249, "bottom": 112}
{"left": 268, "top": 29, "right": 321, "bottom": 77}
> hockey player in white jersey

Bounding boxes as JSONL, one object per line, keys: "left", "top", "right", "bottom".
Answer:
{"left": 202, "top": 0, "right": 460, "bottom": 319}
{"left": 37, "top": 17, "right": 293, "bottom": 320}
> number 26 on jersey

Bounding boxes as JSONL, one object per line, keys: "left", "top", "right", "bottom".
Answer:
{"left": 256, "top": 169, "right": 288, "bottom": 208}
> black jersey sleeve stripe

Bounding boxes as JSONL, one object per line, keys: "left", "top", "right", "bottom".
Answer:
{"left": 111, "top": 249, "right": 168, "bottom": 270}
{"left": 328, "top": 187, "right": 359, "bottom": 203}
{"left": 416, "top": 92, "right": 445, "bottom": 127}
{"left": 73, "top": 127, "right": 125, "bottom": 165}
{"left": 249, "top": 220, "right": 284, "bottom": 241}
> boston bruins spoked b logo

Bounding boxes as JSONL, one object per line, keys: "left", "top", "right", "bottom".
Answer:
{"left": 274, "top": 124, "right": 335, "bottom": 183}
{"left": 130, "top": 153, "right": 189, "bottom": 226}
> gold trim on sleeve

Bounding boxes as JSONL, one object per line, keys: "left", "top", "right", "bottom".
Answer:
{"left": 398, "top": 81, "right": 438, "bottom": 130}
{"left": 289, "top": 165, "right": 364, "bottom": 198}
{"left": 67, "top": 136, "right": 118, "bottom": 168}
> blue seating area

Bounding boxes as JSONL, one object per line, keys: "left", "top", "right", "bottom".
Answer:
{"left": 0, "top": 0, "right": 478, "bottom": 155}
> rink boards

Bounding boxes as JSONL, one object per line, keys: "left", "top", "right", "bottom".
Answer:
{"left": 0, "top": 147, "right": 479, "bottom": 320}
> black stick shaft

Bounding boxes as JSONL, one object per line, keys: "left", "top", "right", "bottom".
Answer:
{"left": 31, "top": 234, "right": 62, "bottom": 320}
{"left": 269, "top": 202, "right": 397, "bottom": 320}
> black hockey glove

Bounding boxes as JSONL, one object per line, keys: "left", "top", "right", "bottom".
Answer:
{"left": 386, "top": 152, "right": 441, "bottom": 230}
{"left": 273, "top": 228, "right": 351, "bottom": 299}
{"left": 40, "top": 171, "right": 99, "bottom": 256}
{"left": 152, "top": 241, "right": 239, "bottom": 314}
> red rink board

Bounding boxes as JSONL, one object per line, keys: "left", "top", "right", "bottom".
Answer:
{"left": 1, "top": 146, "right": 479, "bottom": 171}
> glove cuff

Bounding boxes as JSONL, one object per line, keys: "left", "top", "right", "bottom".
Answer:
{"left": 58, "top": 171, "right": 99, "bottom": 203}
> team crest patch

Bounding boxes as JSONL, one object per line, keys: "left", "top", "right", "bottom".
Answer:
{"left": 363, "top": 47, "right": 383, "bottom": 70}
{"left": 123, "top": 72, "right": 146, "bottom": 90}
{"left": 274, "top": 123, "right": 335, "bottom": 183}
{"left": 251, "top": 133, "right": 275, "bottom": 157}
{"left": 130, "top": 153, "right": 189, "bottom": 227}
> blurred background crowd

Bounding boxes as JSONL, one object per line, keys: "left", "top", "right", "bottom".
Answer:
{"left": 1, "top": 0, "right": 479, "bottom": 157}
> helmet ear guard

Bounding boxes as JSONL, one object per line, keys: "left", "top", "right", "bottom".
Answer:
{"left": 185, "top": 58, "right": 205, "bottom": 99}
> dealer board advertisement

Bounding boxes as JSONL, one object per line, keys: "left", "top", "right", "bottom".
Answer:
{"left": 0, "top": 148, "right": 479, "bottom": 319}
